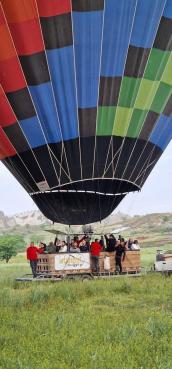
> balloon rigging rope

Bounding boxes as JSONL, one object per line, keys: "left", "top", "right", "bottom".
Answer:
{"left": 104, "top": 5, "right": 170, "bottom": 218}
{"left": 127, "top": 94, "right": 172, "bottom": 186}
{"left": 35, "top": 0, "right": 72, "bottom": 183}
{"left": 98, "top": 190, "right": 139, "bottom": 235}
{"left": 101, "top": 0, "right": 139, "bottom": 179}
{"left": 3, "top": 154, "right": 34, "bottom": 193}
{"left": 101, "top": 0, "right": 168, "bottom": 183}
{"left": 1, "top": 1, "right": 171, "bottom": 226}
{"left": 70, "top": 0, "right": 83, "bottom": 181}
{"left": 135, "top": 113, "right": 172, "bottom": 187}
{"left": 102, "top": 146, "right": 122, "bottom": 177}
{"left": 136, "top": 158, "right": 156, "bottom": 186}
{"left": 0, "top": 85, "right": 50, "bottom": 188}
{"left": 7, "top": 2, "right": 73, "bottom": 186}
{"left": 125, "top": 96, "right": 172, "bottom": 186}
{"left": 109, "top": 95, "right": 172, "bottom": 220}
{"left": 1, "top": 4, "right": 64, "bottom": 187}
{"left": 92, "top": 0, "right": 106, "bottom": 179}
{"left": 113, "top": 1, "right": 168, "bottom": 183}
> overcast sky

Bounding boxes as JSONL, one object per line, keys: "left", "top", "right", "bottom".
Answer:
{"left": 0, "top": 141, "right": 172, "bottom": 217}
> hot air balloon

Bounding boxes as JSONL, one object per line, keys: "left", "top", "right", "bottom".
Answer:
{"left": 0, "top": 0, "right": 172, "bottom": 225}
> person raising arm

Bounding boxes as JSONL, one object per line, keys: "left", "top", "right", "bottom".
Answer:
{"left": 26, "top": 242, "right": 44, "bottom": 278}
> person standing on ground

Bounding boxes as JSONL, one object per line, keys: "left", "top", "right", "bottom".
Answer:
{"left": 26, "top": 242, "right": 44, "bottom": 278}
{"left": 90, "top": 239, "right": 102, "bottom": 273}
{"left": 115, "top": 239, "right": 126, "bottom": 274}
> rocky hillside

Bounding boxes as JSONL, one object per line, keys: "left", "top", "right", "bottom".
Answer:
{"left": 0, "top": 209, "right": 129, "bottom": 231}
{"left": 0, "top": 210, "right": 172, "bottom": 248}
{"left": 0, "top": 210, "right": 50, "bottom": 230}
{"left": 103, "top": 212, "right": 172, "bottom": 247}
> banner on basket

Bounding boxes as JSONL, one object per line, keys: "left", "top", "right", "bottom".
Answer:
{"left": 55, "top": 253, "right": 90, "bottom": 271}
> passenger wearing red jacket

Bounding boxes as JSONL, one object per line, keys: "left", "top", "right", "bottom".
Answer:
{"left": 90, "top": 239, "right": 102, "bottom": 273}
{"left": 26, "top": 242, "right": 44, "bottom": 278}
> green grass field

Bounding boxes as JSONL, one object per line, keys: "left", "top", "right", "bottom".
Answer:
{"left": 1, "top": 249, "right": 172, "bottom": 369}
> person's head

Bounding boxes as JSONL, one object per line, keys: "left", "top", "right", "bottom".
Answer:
{"left": 61, "top": 241, "right": 66, "bottom": 247}
{"left": 49, "top": 242, "right": 54, "bottom": 247}
{"left": 116, "top": 240, "right": 120, "bottom": 246}
{"left": 134, "top": 240, "right": 138, "bottom": 244}
{"left": 109, "top": 234, "right": 114, "bottom": 239}
{"left": 121, "top": 237, "right": 125, "bottom": 243}
{"left": 95, "top": 238, "right": 99, "bottom": 242}
{"left": 73, "top": 242, "right": 78, "bottom": 248}
{"left": 30, "top": 242, "right": 34, "bottom": 247}
{"left": 74, "top": 236, "right": 79, "bottom": 242}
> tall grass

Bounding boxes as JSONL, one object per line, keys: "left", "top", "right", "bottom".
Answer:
{"left": 141, "top": 244, "right": 172, "bottom": 268}
{"left": 1, "top": 252, "right": 172, "bottom": 368}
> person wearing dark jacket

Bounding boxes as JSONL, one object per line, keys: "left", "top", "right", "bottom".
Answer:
{"left": 26, "top": 242, "right": 44, "bottom": 278}
{"left": 104, "top": 234, "right": 116, "bottom": 252}
{"left": 74, "top": 235, "right": 86, "bottom": 247}
{"left": 80, "top": 239, "right": 89, "bottom": 252}
{"left": 115, "top": 240, "right": 126, "bottom": 274}
{"left": 99, "top": 236, "right": 105, "bottom": 251}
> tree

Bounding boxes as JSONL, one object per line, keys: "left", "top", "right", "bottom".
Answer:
{"left": 0, "top": 235, "right": 24, "bottom": 263}
{"left": 162, "top": 215, "right": 169, "bottom": 223}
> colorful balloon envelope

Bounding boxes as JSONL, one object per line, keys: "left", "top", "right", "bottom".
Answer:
{"left": 0, "top": 0, "right": 172, "bottom": 224}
